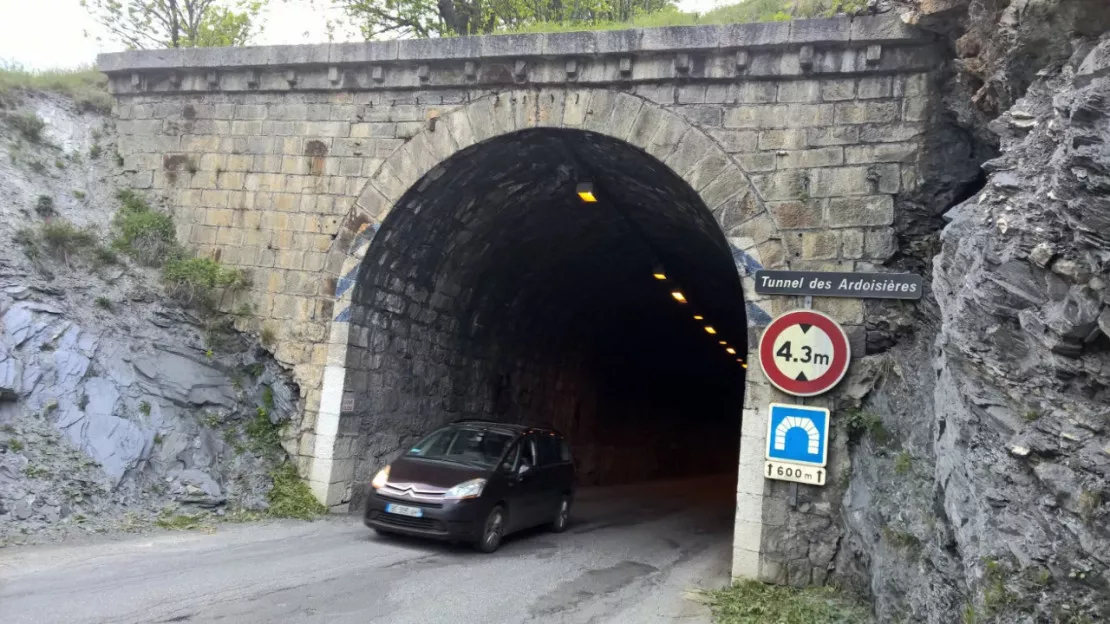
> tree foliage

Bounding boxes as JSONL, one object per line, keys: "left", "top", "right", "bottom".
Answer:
{"left": 338, "top": 0, "right": 674, "bottom": 38}
{"left": 81, "top": 0, "right": 267, "bottom": 49}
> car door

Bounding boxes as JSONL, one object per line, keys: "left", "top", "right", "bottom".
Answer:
{"left": 504, "top": 435, "right": 544, "bottom": 531}
{"left": 531, "top": 433, "right": 564, "bottom": 522}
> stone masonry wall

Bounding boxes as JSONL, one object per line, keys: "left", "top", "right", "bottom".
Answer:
{"left": 99, "top": 15, "right": 942, "bottom": 584}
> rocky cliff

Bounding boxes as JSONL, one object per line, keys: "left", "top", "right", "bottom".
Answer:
{"left": 0, "top": 91, "right": 311, "bottom": 545}
{"left": 835, "top": 2, "right": 1110, "bottom": 622}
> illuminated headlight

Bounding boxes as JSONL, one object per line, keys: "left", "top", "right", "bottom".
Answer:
{"left": 444, "top": 478, "right": 487, "bottom": 500}
{"left": 371, "top": 466, "right": 390, "bottom": 489}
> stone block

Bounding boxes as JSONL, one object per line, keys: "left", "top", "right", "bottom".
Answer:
{"left": 834, "top": 101, "right": 900, "bottom": 125}
{"left": 777, "top": 80, "right": 821, "bottom": 103}
{"left": 858, "top": 76, "right": 893, "bottom": 99}
{"left": 608, "top": 92, "right": 645, "bottom": 140}
{"left": 841, "top": 228, "right": 865, "bottom": 258}
{"left": 582, "top": 90, "right": 618, "bottom": 134}
{"left": 664, "top": 130, "right": 715, "bottom": 177}
{"left": 807, "top": 166, "right": 874, "bottom": 197}
{"left": 820, "top": 78, "right": 855, "bottom": 101}
{"left": 708, "top": 129, "right": 758, "bottom": 153}
{"left": 827, "top": 195, "right": 894, "bottom": 227}
{"left": 736, "top": 152, "right": 776, "bottom": 172}
{"left": 644, "top": 111, "right": 689, "bottom": 161}
{"left": 752, "top": 170, "right": 807, "bottom": 201}
{"left": 562, "top": 89, "right": 591, "bottom": 127}
{"left": 677, "top": 85, "right": 706, "bottom": 103}
{"left": 732, "top": 82, "right": 777, "bottom": 104}
{"left": 865, "top": 228, "right": 897, "bottom": 260}
{"left": 844, "top": 141, "right": 918, "bottom": 164}
{"left": 699, "top": 168, "right": 749, "bottom": 209}
{"left": 769, "top": 200, "right": 823, "bottom": 229}
{"left": 686, "top": 149, "right": 731, "bottom": 191}
{"left": 858, "top": 122, "right": 925, "bottom": 143}
{"left": 903, "top": 96, "right": 930, "bottom": 121}
{"left": 800, "top": 231, "right": 839, "bottom": 260}
{"left": 812, "top": 297, "right": 864, "bottom": 324}
{"left": 758, "top": 129, "right": 807, "bottom": 150}
{"left": 775, "top": 147, "right": 843, "bottom": 169}
{"left": 676, "top": 105, "right": 723, "bottom": 127}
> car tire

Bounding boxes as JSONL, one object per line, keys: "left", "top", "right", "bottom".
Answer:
{"left": 476, "top": 505, "right": 506, "bottom": 553}
{"left": 373, "top": 528, "right": 392, "bottom": 538}
{"left": 550, "top": 496, "right": 571, "bottom": 533}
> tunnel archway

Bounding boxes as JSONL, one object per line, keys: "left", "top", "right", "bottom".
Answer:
{"left": 309, "top": 91, "right": 786, "bottom": 525}
{"left": 342, "top": 126, "right": 749, "bottom": 509}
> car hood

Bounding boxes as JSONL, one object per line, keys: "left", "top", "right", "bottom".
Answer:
{"left": 386, "top": 457, "right": 489, "bottom": 490}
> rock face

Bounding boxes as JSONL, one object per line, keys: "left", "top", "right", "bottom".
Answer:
{"left": 834, "top": 5, "right": 1110, "bottom": 623}
{"left": 0, "top": 93, "right": 302, "bottom": 545}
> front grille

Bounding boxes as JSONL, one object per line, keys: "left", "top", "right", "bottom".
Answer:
{"left": 378, "top": 484, "right": 447, "bottom": 507}
{"left": 376, "top": 493, "right": 444, "bottom": 509}
{"left": 370, "top": 511, "right": 445, "bottom": 532}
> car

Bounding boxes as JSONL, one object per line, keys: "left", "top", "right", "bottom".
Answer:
{"left": 363, "top": 420, "right": 575, "bottom": 553}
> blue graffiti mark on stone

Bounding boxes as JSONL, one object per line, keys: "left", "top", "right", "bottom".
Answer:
{"left": 731, "top": 245, "right": 764, "bottom": 277}
{"left": 334, "top": 274, "right": 356, "bottom": 299}
{"left": 334, "top": 305, "right": 351, "bottom": 322}
{"left": 747, "top": 302, "right": 772, "bottom": 327}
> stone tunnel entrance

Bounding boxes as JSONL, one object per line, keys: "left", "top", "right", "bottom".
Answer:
{"left": 340, "top": 128, "right": 748, "bottom": 511}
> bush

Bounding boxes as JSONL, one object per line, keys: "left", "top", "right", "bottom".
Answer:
{"left": 267, "top": 464, "right": 327, "bottom": 519}
{"left": 111, "top": 190, "right": 179, "bottom": 266}
{"left": 34, "top": 195, "right": 55, "bottom": 217}
{"left": 163, "top": 257, "right": 249, "bottom": 310}
{"left": 4, "top": 111, "right": 45, "bottom": 143}
{"left": 707, "top": 580, "right": 871, "bottom": 624}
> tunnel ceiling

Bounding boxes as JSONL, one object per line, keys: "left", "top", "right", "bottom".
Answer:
{"left": 360, "top": 128, "right": 748, "bottom": 361}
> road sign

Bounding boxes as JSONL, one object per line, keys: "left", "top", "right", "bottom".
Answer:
{"left": 764, "top": 403, "right": 829, "bottom": 486}
{"left": 754, "top": 270, "right": 923, "bottom": 300}
{"left": 758, "top": 309, "right": 850, "bottom": 397}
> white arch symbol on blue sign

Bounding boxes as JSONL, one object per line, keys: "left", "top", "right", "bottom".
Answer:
{"left": 765, "top": 403, "right": 829, "bottom": 467}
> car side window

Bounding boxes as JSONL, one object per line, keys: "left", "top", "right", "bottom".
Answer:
{"left": 520, "top": 436, "right": 537, "bottom": 470}
{"left": 558, "top": 438, "right": 572, "bottom": 463}
{"left": 500, "top": 440, "right": 521, "bottom": 473}
{"left": 535, "top": 435, "right": 561, "bottom": 466}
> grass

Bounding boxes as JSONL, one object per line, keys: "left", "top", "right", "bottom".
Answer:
{"left": 94, "top": 296, "right": 112, "bottom": 310}
{"left": 841, "top": 409, "right": 887, "bottom": 444}
{"left": 139, "top": 401, "right": 151, "bottom": 416}
{"left": 7, "top": 438, "right": 24, "bottom": 452}
{"left": 260, "top": 326, "right": 276, "bottom": 347}
{"left": 246, "top": 407, "right": 282, "bottom": 454}
{"left": 163, "top": 257, "right": 249, "bottom": 310}
{"left": 155, "top": 512, "right": 206, "bottom": 531}
{"left": 496, "top": 0, "right": 868, "bottom": 35}
{"left": 35, "top": 195, "right": 55, "bottom": 217}
{"left": 894, "top": 451, "right": 912, "bottom": 475}
{"left": 3, "top": 110, "right": 46, "bottom": 143}
{"left": 267, "top": 464, "right": 327, "bottom": 519}
{"left": 0, "top": 65, "right": 112, "bottom": 113}
{"left": 1078, "top": 490, "right": 1101, "bottom": 524}
{"left": 706, "top": 580, "right": 871, "bottom": 624}
{"left": 111, "top": 190, "right": 179, "bottom": 266}
{"left": 72, "top": 190, "right": 86, "bottom": 200}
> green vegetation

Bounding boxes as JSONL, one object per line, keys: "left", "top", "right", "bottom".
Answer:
{"left": 267, "top": 464, "right": 327, "bottom": 519}
{"left": 89, "top": 143, "right": 103, "bottom": 159}
{"left": 94, "top": 296, "right": 112, "bottom": 310}
{"left": 139, "top": 401, "right": 152, "bottom": 416}
{"left": 882, "top": 526, "right": 922, "bottom": 554}
{"left": 894, "top": 451, "right": 912, "bottom": 475}
{"left": 842, "top": 409, "right": 887, "bottom": 444}
{"left": 706, "top": 580, "right": 871, "bottom": 624}
{"left": 262, "top": 386, "right": 274, "bottom": 409}
{"left": 7, "top": 438, "right": 24, "bottom": 452}
{"left": 17, "top": 219, "right": 105, "bottom": 268}
{"left": 83, "top": 0, "right": 267, "bottom": 49}
{"left": 111, "top": 190, "right": 178, "bottom": 265}
{"left": 245, "top": 407, "right": 281, "bottom": 453}
{"left": 260, "top": 326, "right": 276, "bottom": 347}
{"left": 163, "top": 257, "right": 250, "bottom": 310}
{"left": 155, "top": 512, "right": 206, "bottom": 530}
{"left": 982, "top": 559, "right": 1016, "bottom": 616}
{"left": 3, "top": 110, "right": 46, "bottom": 143}
{"left": 0, "top": 65, "right": 112, "bottom": 112}
{"left": 35, "top": 195, "right": 55, "bottom": 217}
{"left": 22, "top": 465, "right": 50, "bottom": 478}
{"left": 1023, "top": 410, "right": 1041, "bottom": 422}
{"left": 55, "top": 158, "right": 66, "bottom": 169}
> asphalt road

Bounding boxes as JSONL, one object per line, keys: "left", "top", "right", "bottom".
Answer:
{"left": 1, "top": 476, "right": 733, "bottom": 624}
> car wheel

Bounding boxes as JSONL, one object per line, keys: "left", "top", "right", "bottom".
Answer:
{"left": 550, "top": 496, "right": 571, "bottom": 533}
{"left": 476, "top": 505, "right": 506, "bottom": 553}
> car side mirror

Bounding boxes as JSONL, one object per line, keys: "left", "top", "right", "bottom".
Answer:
{"left": 517, "top": 461, "right": 532, "bottom": 476}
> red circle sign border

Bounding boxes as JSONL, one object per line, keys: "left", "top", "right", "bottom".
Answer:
{"left": 758, "top": 309, "right": 851, "bottom": 397}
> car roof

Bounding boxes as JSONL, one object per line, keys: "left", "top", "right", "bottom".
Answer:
{"left": 448, "top": 419, "right": 563, "bottom": 437}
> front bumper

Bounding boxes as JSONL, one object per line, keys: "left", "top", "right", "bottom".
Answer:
{"left": 363, "top": 490, "right": 486, "bottom": 542}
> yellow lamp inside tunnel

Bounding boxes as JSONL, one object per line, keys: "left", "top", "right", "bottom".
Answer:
{"left": 704, "top": 326, "right": 717, "bottom": 335}
{"left": 726, "top": 347, "right": 736, "bottom": 355}
{"left": 693, "top": 315, "right": 704, "bottom": 320}
{"left": 671, "top": 291, "right": 687, "bottom": 303}
{"left": 652, "top": 263, "right": 667, "bottom": 280}
{"left": 576, "top": 182, "right": 598, "bottom": 203}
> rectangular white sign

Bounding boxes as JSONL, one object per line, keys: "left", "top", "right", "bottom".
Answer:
{"left": 765, "top": 460, "right": 827, "bottom": 486}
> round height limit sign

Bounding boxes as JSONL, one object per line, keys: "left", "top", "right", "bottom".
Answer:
{"left": 758, "top": 310, "right": 850, "bottom": 397}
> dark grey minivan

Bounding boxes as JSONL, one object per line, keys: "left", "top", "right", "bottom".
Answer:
{"left": 364, "top": 420, "right": 575, "bottom": 553}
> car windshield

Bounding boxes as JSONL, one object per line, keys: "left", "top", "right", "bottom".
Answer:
{"left": 406, "top": 426, "right": 515, "bottom": 469}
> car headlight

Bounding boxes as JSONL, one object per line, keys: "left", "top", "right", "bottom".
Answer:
{"left": 371, "top": 465, "right": 390, "bottom": 489}
{"left": 444, "top": 478, "right": 487, "bottom": 500}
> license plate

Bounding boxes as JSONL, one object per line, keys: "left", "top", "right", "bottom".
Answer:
{"left": 385, "top": 503, "right": 423, "bottom": 518}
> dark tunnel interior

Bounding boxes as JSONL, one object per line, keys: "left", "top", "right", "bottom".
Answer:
{"left": 343, "top": 129, "right": 748, "bottom": 503}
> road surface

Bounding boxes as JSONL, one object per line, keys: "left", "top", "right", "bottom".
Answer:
{"left": 1, "top": 476, "right": 733, "bottom": 624}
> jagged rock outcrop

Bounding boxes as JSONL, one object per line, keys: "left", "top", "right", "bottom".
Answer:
{"left": 0, "top": 93, "right": 303, "bottom": 545}
{"left": 836, "top": 4, "right": 1110, "bottom": 622}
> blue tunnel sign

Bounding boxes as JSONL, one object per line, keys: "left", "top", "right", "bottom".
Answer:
{"left": 765, "top": 403, "right": 829, "bottom": 468}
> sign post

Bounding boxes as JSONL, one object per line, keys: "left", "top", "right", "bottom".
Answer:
{"left": 758, "top": 309, "right": 851, "bottom": 397}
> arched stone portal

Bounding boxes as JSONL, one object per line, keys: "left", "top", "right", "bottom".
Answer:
{"left": 310, "top": 89, "right": 785, "bottom": 577}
